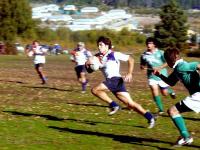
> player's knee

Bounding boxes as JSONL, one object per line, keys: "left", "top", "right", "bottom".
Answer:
{"left": 167, "top": 106, "right": 177, "bottom": 116}
{"left": 162, "top": 92, "right": 168, "bottom": 96}
{"left": 91, "top": 87, "right": 98, "bottom": 95}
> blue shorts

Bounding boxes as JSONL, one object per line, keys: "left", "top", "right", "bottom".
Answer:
{"left": 75, "top": 65, "right": 86, "bottom": 78}
{"left": 103, "top": 77, "right": 127, "bottom": 94}
{"left": 35, "top": 63, "right": 44, "bottom": 69}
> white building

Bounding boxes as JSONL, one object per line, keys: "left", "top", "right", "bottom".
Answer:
{"left": 43, "top": 15, "right": 73, "bottom": 22}
{"left": 32, "top": 4, "right": 59, "bottom": 13}
{"left": 66, "top": 25, "right": 92, "bottom": 31}
{"left": 80, "top": 7, "right": 99, "bottom": 13}
{"left": 32, "top": 12, "right": 52, "bottom": 19}
{"left": 63, "top": 5, "right": 76, "bottom": 11}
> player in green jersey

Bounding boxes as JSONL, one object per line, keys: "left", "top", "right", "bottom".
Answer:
{"left": 140, "top": 37, "right": 176, "bottom": 115}
{"left": 154, "top": 47, "right": 200, "bottom": 146}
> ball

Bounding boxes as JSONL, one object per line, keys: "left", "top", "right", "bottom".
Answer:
{"left": 85, "top": 56, "right": 102, "bottom": 73}
{"left": 27, "top": 51, "right": 34, "bottom": 57}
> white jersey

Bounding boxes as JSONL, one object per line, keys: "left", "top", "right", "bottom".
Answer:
{"left": 70, "top": 48, "right": 92, "bottom": 66}
{"left": 33, "top": 46, "right": 46, "bottom": 64}
{"left": 98, "top": 50, "right": 129, "bottom": 79}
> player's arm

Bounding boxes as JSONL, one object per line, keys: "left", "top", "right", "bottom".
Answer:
{"left": 197, "top": 63, "right": 200, "bottom": 75}
{"left": 70, "top": 50, "right": 76, "bottom": 62}
{"left": 197, "top": 63, "right": 200, "bottom": 70}
{"left": 154, "top": 71, "right": 178, "bottom": 86}
{"left": 124, "top": 55, "right": 134, "bottom": 82}
{"left": 140, "top": 55, "right": 147, "bottom": 70}
{"left": 153, "top": 63, "right": 168, "bottom": 72}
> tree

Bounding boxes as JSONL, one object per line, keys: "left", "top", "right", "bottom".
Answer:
{"left": 154, "top": 0, "right": 188, "bottom": 50}
{"left": 0, "top": 0, "right": 35, "bottom": 54}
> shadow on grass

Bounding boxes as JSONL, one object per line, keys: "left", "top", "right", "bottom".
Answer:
{"left": 22, "top": 85, "right": 75, "bottom": 92}
{"left": 3, "top": 110, "right": 144, "bottom": 128}
{"left": 48, "top": 126, "right": 200, "bottom": 149}
{"left": 160, "top": 114, "right": 200, "bottom": 121}
{"left": 0, "top": 79, "right": 25, "bottom": 84}
{"left": 63, "top": 102, "right": 131, "bottom": 111}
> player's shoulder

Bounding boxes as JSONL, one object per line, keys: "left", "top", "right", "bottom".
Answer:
{"left": 70, "top": 49, "right": 77, "bottom": 55}
{"left": 156, "top": 49, "right": 164, "bottom": 54}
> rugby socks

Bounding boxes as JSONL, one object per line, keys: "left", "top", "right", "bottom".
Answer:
{"left": 109, "top": 101, "right": 119, "bottom": 108}
{"left": 168, "top": 88, "right": 174, "bottom": 94}
{"left": 153, "top": 96, "right": 164, "bottom": 112}
{"left": 42, "top": 77, "right": 47, "bottom": 84}
{"left": 81, "top": 80, "right": 88, "bottom": 91}
{"left": 144, "top": 112, "right": 153, "bottom": 121}
{"left": 172, "top": 114, "right": 190, "bottom": 138}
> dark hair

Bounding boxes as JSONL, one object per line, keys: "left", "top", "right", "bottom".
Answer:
{"left": 164, "top": 47, "right": 180, "bottom": 62}
{"left": 32, "top": 40, "right": 39, "bottom": 45}
{"left": 146, "top": 37, "right": 158, "bottom": 47}
{"left": 97, "top": 36, "right": 112, "bottom": 49}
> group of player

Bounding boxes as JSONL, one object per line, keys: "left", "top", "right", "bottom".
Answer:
{"left": 26, "top": 36, "right": 200, "bottom": 146}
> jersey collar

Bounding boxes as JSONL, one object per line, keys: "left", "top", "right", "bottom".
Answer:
{"left": 173, "top": 59, "right": 183, "bottom": 68}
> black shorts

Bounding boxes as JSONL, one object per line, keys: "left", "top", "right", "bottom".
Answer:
{"left": 175, "top": 100, "right": 193, "bottom": 113}
{"left": 103, "top": 77, "right": 127, "bottom": 95}
{"left": 35, "top": 63, "right": 44, "bottom": 69}
{"left": 75, "top": 65, "right": 86, "bottom": 78}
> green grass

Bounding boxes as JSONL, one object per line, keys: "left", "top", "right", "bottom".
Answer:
{"left": 0, "top": 55, "right": 199, "bottom": 150}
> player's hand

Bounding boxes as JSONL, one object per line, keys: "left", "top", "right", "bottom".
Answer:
{"left": 124, "top": 73, "right": 132, "bottom": 82}
{"left": 153, "top": 69, "right": 160, "bottom": 76}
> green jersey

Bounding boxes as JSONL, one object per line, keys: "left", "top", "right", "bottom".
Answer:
{"left": 140, "top": 49, "right": 168, "bottom": 80}
{"left": 167, "top": 59, "right": 200, "bottom": 95}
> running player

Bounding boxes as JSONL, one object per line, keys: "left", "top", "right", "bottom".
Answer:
{"left": 87, "top": 36, "right": 156, "bottom": 128}
{"left": 140, "top": 37, "right": 176, "bottom": 114}
{"left": 70, "top": 42, "right": 92, "bottom": 93}
{"left": 154, "top": 47, "right": 200, "bottom": 146}
{"left": 31, "top": 40, "right": 48, "bottom": 84}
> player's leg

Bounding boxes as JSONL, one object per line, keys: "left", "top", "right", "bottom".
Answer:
{"left": 79, "top": 72, "right": 88, "bottom": 93}
{"left": 170, "top": 92, "right": 200, "bottom": 146}
{"left": 91, "top": 83, "right": 120, "bottom": 115}
{"left": 168, "top": 104, "right": 192, "bottom": 146}
{"left": 35, "top": 64, "right": 47, "bottom": 84}
{"left": 115, "top": 92, "right": 155, "bottom": 128}
{"left": 149, "top": 81, "right": 164, "bottom": 114}
{"left": 75, "top": 65, "right": 87, "bottom": 92}
{"left": 159, "top": 80, "right": 176, "bottom": 99}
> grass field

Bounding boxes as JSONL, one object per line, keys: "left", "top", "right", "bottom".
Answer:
{"left": 0, "top": 54, "right": 199, "bottom": 150}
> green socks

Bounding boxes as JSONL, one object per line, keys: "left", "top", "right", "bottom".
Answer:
{"left": 153, "top": 96, "right": 163, "bottom": 112}
{"left": 168, "top": 88, "right": 174, "bottom": 94}
{"left": 172, "top": 114, "right": 190, "bottom": 138}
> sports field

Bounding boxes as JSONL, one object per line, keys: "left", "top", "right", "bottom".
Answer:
{"left": 0, "top": 54, "right": 199, "bottom": 150}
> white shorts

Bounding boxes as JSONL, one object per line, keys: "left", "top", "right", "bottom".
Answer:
{"left": 148, "top": 79, "right": 169, "bottom": 88}
{"left": 183, "top": 92, "right": 200, "bottom": 113}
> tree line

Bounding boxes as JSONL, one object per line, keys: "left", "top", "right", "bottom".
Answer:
{"left": 0, "top": 0, "right": 194, "bottom": 54}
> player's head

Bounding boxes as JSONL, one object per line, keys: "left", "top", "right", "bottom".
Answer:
{"left": 77, "top": 42, "right": 85, "bottom": 50}
{"left": 164, "top": 47, "right": 180, "bottom": 68}
{"left": 146, "top": 37, "right": 158, "bottom": 50}
{"left": 32, "top": 40, "right": 39, "bottom": 47}
{"left": 97, "top": 36, "right": 112, "bottom": 54}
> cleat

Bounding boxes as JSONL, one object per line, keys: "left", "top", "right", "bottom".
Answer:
{"left": 174, "top": 136, "right": 193, "bottom": 146}
{"left": 158, "top": 111, "right": 164, "bottom": 115}
{"left": 170, "top": 92, "right": 176, "bottom": 99}
{"left": 108, "top": 106, "right": 120, "bottom": 115}
{"left": 81, "top": 91, "right": 86, "bottom": 94}
{"left": 148, "top": 118, "right": 156, "bottom": 129}
{"left": 41, "top": 81, "right": 47, "bottom": 85}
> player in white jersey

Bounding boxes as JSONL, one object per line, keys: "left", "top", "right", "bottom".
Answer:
{"left": 31, "top": 40, "right": 48, "bottom": 84}
{"left": 89, "top": 36, "right": 155, "bottom": 128}
{"left": 70, "top": 42, "right": 92, "bottom": 93}
{"left": 140, "top": 37, "right": 176, "bottom": 115}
